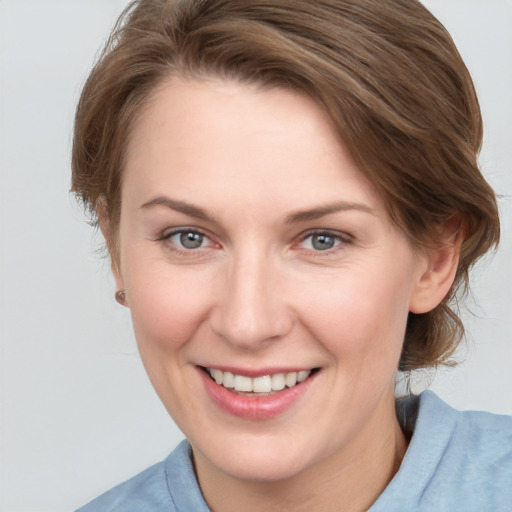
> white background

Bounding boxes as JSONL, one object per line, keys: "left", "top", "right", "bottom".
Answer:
{"left": 0, "top": 1, "right": 511, "bottom": 510}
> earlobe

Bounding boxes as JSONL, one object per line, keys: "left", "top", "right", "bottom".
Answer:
{"left": 96, "top": 197, "right": 126, "bottom": 304}
{"left": 409, "top": 228, "right": 462, "bottom": 314}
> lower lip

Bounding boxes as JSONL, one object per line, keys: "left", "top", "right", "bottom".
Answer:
{"left": 198, "top": 368, "right": 316, "bottom": 420}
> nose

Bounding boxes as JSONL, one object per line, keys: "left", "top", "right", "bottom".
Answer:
{"left": 209, "top": 248, "right": 293, "bottom": 350}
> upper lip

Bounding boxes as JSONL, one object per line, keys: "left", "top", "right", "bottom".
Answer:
{"left": 199, "top": 365, "right": 317, "bottom": 378}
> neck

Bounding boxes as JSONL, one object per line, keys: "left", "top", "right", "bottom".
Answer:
{"left": 194, "top": 393, "right": 408, "bottom": 512}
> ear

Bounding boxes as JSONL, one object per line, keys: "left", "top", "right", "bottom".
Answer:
{"left": 409, "top": 223, "right": 463, "bottom": 314}
{"left": 96, "top": 197, "right": 126, "bottom": 298}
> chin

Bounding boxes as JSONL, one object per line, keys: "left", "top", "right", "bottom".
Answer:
{"left": 193, "top": 433, "right": 320, "bottom": 483}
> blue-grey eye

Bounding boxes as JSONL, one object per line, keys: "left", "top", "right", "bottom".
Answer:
{"left": 168, "top": 230, "right": 206, "bottom": 249}
{"left": 302, "top": 233, "right": 341, "bottom": 251}
{"left": 312, "top": 234, "right": 336, "bottom": 250}
{"left": 180, "top": 231, "right": 204, "bottom": 249}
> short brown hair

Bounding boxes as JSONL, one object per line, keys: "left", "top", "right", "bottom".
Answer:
{"left": 71, "top": 0, "right": 500, "bottom": 371}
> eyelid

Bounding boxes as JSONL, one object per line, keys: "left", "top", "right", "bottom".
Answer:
{"left": 158, "top": 226, "right": 217, "bottom": 251}
{"left": 295, "top": 229, "right": 353, "bottom": 251}
{"left": 156, "top": 226, "right": 352, "bottom": 255}
{"left": 159, "top": 226, "right": 199, "bottom": 239}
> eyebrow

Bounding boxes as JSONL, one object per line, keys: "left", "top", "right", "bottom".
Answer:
{"left": 140, "top": 197, "right": 216, "bottom": 222}
{"left": 140, "top": 196, "right": 375, "bottom": 224}
{"left": 284, "top": 201, "right": 376, "bottom": 223}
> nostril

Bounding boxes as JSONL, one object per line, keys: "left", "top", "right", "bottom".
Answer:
{"left": 209, "top": 304, "right": 294, "bottom": 349}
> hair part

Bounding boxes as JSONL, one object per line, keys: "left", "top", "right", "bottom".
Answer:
{"left": 72, "top": 0, "right": 500, "bottom": 371}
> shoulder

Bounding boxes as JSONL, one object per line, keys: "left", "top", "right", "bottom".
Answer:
{"left": 75, "top": 440, "right": 208, "bottom": 512}
{"left": 372, "top": 391, "right": 512, "bottom": 511}
{"left": 441, "top": 394, "right": 512, "bottom": 504}
{"left": 455, "top": 399, "right": 512, "bottom": 467}
{"left": 75, "top": 459, "right": 172, "bottom": 512}
{"left": 418, "top": 390, "right": 512, "bottom": 471}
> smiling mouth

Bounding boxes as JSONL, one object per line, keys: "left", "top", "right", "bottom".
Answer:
{"left": 203, "top": 367, "right": 318, "bottom": 395}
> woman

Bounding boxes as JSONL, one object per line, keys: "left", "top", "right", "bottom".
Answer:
{"left": 73, "top": 0, "right": 511, "bottom": 510}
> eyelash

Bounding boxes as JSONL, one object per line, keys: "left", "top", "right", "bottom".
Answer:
{"left": 157, "top": 227, "right": 213, "bottom": 255}
{"left": 156, "top": 228, "right": 353, "bottom": 256}
{"left": 296, "top": 230, "right": 353, "bottom": 255}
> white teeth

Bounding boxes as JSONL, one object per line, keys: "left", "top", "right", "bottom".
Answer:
{"left": 223, "top": 371, "right": 235, "bottom": 388}
{"left": 253, "top": 375, "right": 272, "bottom": 393}
{"left": 234, "top": 375, "right": 253, "bottom": 392}
{"left": 285, "top": 371, "right": 297, "bottom": 388}
{"left": 297, "top": 370, "right": 310, "bottom": 383}
{"left": 207, "top": 368, "right": 313, "bottom": 393}
{"left": 212, "top": 369, "right": 223, "bottom": 385}
{"left": 271, "top": 373, "right": 286, "bottom": 391}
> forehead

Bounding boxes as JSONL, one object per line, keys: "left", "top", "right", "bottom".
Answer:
{"left": 126, "top": 76, "right": 343, "bottom": 164}
{"left": 122, "top": 76, "right": 385, "bottom": 215}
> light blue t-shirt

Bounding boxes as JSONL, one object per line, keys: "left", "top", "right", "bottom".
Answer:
{"left": 76, "top": 391, "right": 512, "bottom": 511}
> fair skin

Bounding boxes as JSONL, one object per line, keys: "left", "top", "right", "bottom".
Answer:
{"left": 105, "top": 77, "right": 459, "bottom": 512}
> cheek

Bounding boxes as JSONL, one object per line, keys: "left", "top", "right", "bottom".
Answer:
{"left": 298, "top": 266, "right": 413, "bottom": 362}
{"left": 124, "top": 262, "right": 215, "bottom": 422}
{"left": 125, "top": 260, "right": 213, "bottom": 355}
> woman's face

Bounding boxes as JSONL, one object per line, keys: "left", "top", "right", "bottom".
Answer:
{"left": 115, "top": 77, "right": 430, "bottom": 482}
